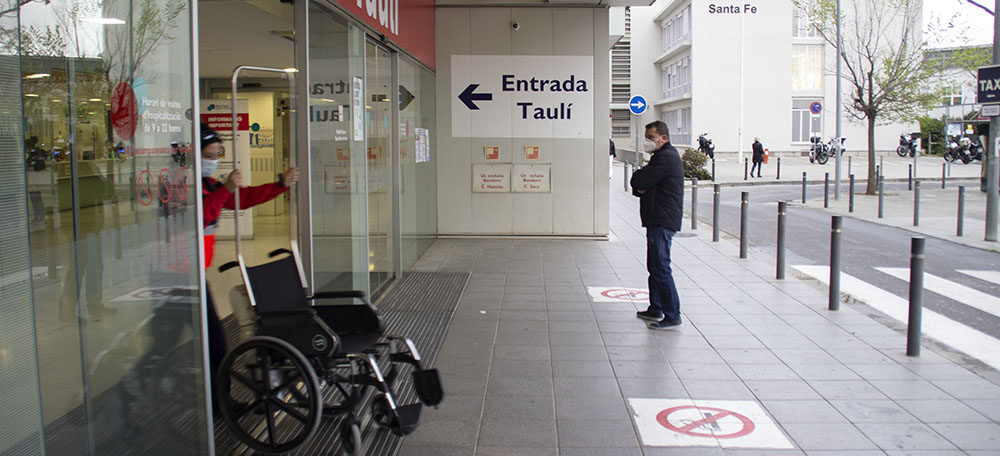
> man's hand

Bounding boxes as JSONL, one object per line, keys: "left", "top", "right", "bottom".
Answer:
{"left": 636, "top": 189, "right": 646, "bottom": 194}
{"left": 224, "top": 169, "right": 242, "bottom": 192}
{"left": 282, "top": 168, "right": 298, "bottom": 187}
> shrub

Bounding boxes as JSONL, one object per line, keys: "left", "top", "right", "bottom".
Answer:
{"left": 681, "top": 148, "right": 712, "bottom": 180}
{"left": 917, "top": 116, "right": 946, "bottom": 156}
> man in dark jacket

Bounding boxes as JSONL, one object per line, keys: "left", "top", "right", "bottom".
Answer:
{"left": 751, "top": 137, "right": 764, "bottom": 178}
{"left": 630, "top": 120, "right": 684, "bottom": 329}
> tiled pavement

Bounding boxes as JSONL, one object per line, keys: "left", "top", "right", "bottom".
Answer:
{"left": 398, "top": 168, "right": 1000, "bottom": 455}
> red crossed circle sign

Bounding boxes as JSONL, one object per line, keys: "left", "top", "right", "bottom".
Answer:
{"left": 656, "top": 405, "right": 755, "bottom": 439}
{"left": 174, "top": 167, "right": 189, "bottom": 200}
{"left": 136, "top": 169, "right": 153, "bottom": 206}
{"left": 600, "top": 288, "right": 649, "bottom": 300}
{"left": 110, "top": 82, "right": 138, "bottom": 140}
{"left": 158, "top": 168, "right": 172, "bottom": 203}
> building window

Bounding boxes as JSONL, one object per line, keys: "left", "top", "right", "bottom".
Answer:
{"left": 791, "top": 44, "right": 823, "bottom": 91}
{"left": 792, "top": 98, "right": 822, "bottom": 143}
{"left": 793, "top": 5, "right": 818, "bottom": 37}
{"left": 611, "top": 109, "right": 631, "bottom": 137}
{"left": 661, "top": 5, "right": 691, "bottom": 53}
{"left": 662, "top": 107, "right": 691, "bottom": 145}
{"left": 660, "top": 56, "right": 690, "bottom": 99}
{"left": 942, "top": 83, "right": 963, "bottom": 106}
{"left": 611, "top": 84, "right": 631, "bottom": 104}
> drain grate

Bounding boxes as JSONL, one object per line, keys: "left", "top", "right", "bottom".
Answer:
{"left": 214, "top": 271, "right": 469, "bottom": 456}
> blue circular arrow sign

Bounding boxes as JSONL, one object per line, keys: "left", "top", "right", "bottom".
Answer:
{"left": 629, "top": 95, "right": 647, "bottom": 115}
{"left": 628, "top": 95, "right": 646, "bottom": 115}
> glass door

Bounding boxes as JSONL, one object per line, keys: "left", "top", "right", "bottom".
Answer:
{"left": 365, "top": 40, "right": 394, "bottom": 293}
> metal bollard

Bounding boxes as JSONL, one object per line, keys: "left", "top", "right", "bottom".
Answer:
{"left": 914, "top": 180, "right": 920, "bottom": 226}
{"left": 624, "top": 163, "right": 629, "bottom": 192}
{"left": 691, "top": 179, "right": 698, "bottom": 230}
{"left": 878, "top": 176, "right": 885, "bottom": 219}
{"left": 739, "top": 192, "right": 749, "bottom": 259}
{"left": 711, "top": 158, "right": 716, "bottom": 182}
{"left": 907, "top": 237, "right": 925, "bottom": 357}
{"left": 777, "top": 201, "right": 787, "bottom": 280}
{"left": 829, "top": 216, "right": 843, "bottom": 311}
{"left": 849, "top": 174, "right": 855, "bottom": 212}
{"left": 947, "top": 160, "right": 951, "bottom": 177}
{"left": 802, "top": 172, "right": 807, "bottom": 203}
{"left": 879, "top": 155, "right": 883, "bottom": 177}
{"left": 777, "top": 157, "right": 781, "bottom": 180}
{"left": 744, "top": 158, "right": 749, "bottom": 181}
{"left": 908, "top": 164, "right": 913, "bottom": 190}
{"left": 958, "top": 186, "right": 966, "bottom": 237}
{"left": 848, "top": 155, "right": 852, "bottom": 176}
{"left": 713, "top": 184, "right": 721, "bottom": 242}
{"left": 875, "top": 165, "right": 880, "bottom": 179}
{"left": 942, "top": 163, "right": 947, "bottom": 189}
{"left": 824, "top": 172, "right": 830, "bottom": 208}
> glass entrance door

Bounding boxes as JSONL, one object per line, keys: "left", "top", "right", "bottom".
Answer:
{"left": 365, "top": 40, "right": 394, "bottom": 293}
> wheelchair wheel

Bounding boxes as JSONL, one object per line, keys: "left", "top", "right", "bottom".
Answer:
{"left": 216, "top": 336, "right": 322, "bottom": 454}
{"left": 340, "top": 421, "right": 362, "bottom": 456}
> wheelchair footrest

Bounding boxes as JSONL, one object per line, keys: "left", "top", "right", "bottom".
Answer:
{"left": 412, "top": 369, "right": 443, "bottom": 407}
{"left": 387, "top": 403, "right": 423, "bottom": 437}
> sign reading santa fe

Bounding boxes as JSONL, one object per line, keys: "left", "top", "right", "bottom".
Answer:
{"left": 452, "top": 55, "right": 594, "bottom": 139}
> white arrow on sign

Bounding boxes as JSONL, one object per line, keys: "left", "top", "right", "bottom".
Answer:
{"left": 631, "top": 99, "right": 645, "bottom": 110}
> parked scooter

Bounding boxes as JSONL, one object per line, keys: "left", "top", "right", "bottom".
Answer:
{"left": 896, "top": 133, "right": 919, "bottom": 157}
{"left": 697, "top": 132, "right": 715, "bottom": 159}
{"left": 945, "top": 135, "right": 983, "bottom": 164}
{"left": 809, "top": 136, "right": 845, "bottom": 165}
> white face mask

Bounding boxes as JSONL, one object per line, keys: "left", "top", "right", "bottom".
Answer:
{"left": 201, "top": 158, "right": 219, "bottom": 177}
{"left": 642, "top": 139, "right": 657, "bottom": 152}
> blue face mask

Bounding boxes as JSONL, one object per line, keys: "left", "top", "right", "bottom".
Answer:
{"left": 201, "top": 158, "right": 219, "bottom": 177}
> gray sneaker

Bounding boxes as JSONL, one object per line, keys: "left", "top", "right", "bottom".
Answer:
{"left": 648, "top": 318, "right": 682, "bottom": 330}
{"left": 636, "top": 310, "right": 664, "bottom": 321}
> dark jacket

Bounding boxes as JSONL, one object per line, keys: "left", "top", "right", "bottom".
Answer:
{"left": 752, "top": 141, "right": 765, "bottom": 163}
{"left": 630, "top": 142, "right": 684, "bottom": 231}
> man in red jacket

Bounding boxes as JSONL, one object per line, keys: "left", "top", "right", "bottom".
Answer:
{"left": 200, "top": 123, "right": 297, "bottom": 392}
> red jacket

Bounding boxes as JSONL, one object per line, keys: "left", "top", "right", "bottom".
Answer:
{"left": 202, "top": 176, "right": 288, "bottom": 266}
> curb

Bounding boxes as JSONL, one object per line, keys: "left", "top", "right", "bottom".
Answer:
{"left": 682, "top": 177, "right": 979, "bottom": 189}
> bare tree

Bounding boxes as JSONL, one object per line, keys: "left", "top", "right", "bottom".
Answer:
{"left": 797, "top": 0, "right": 943, "bottom": 194}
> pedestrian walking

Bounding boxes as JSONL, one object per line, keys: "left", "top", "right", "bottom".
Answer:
{"left": 751, "top": 137, "right": 764, "bottom": 178}
{"left": 630, "top": 120, "right": 684, "bottom": 330}
{"left": 609, "top": 138, "right": 616, "bottom": 179}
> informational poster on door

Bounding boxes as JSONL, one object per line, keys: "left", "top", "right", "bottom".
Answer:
{"left": 200, "top": 98, "right": 253, "bottom": 238}
{"left": 513, "top": 164, "right": 550, "bottom": 193}
{"left": 415, "top": 128, "right": 430, "bottom": 163}
{"left": 352, "top": 77, "right": 364, "bottom": 141}
{"left": 451, "top": 55, "right": 594, "bottom": 138}
{"left": 472, "top": 164, "right": 510, "bottom": 193}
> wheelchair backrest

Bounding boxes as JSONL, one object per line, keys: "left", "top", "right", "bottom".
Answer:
{"left": 245, "top": 255, "right": 308, "bottom": 314}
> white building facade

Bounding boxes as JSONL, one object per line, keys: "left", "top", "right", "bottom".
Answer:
{"left": 619, "top": 0, "right": 920, "bottom": 156}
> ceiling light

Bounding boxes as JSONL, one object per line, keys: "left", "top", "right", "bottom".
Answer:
{"left": 52, "top": 99, "right": 62, "bottom": 103}
{"left": 88, "top": 98, "right": 102, "bottom": 102}
{"left": 23, "top": 73, "right": 49, "bottom": 79}
{"left": 82, "top": 17, "right": 126, "bottom": 25}
{"left": 24, "top": 93, "right": 39, "bottom": 97}
{"left": 283, "top": 68, "right": 298, "bottom": 73}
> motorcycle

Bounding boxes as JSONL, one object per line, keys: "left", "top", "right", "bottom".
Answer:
{"left": 697, "top": 132, "right": 715, "bottom": 159}
{"left": 945, "top": 136, "right": 983, "bottom": 164}
{"left": 809, "top": 136, "right": 845, "bottom": 165}
{"left": 896, "top": 133, "right": 919, "bottom": 158}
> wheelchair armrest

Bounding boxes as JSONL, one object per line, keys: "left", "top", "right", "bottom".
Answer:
{"left": 257, "top": 308, "right": 317, "bottom": 318}
{"left": 218, "top": 261, "right": 239, "bottom": 273}
{"left": 268, "top": 248, "right": 293, "bottom": 258}
{"left": 309, "top": 290, "right": 367, "bottom": 300}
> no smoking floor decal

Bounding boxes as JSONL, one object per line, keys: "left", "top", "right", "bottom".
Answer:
{"left": 587, "top": 286, "right": 649, "bottom": 303}
{"left": 628, "top": 399, "right": 793, "bottom": 449}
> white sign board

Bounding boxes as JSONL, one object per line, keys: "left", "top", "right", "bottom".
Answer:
{"left": 472, "top": 164, "right": 511, "bottom": 193}
{"left": 451, "top": 55, "right": 594, "bottom": 139}
{"left": 982, "top": 104, "right": 1000, "bottom": 117}
{"left": 512, "top": 164, "right": 550, "bottom": 193}
{"left": 628, "top": 398, "right": 794, "bottom": 449}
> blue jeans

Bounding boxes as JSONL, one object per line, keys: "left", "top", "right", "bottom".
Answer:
{"left": 646, "top": 226, "right": 681, "bottom": 321}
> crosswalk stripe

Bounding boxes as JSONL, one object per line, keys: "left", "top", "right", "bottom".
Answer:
{"left": 957, "top": 269, "right": 1000, "bottom": 287}
{"left": 875, "top": 267, "right": 1000, "bottom": 320}
{"left": 792, "top": 264, "right": 1000, "bottom": 372}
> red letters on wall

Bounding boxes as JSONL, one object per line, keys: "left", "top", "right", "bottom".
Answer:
{"left": 331, "top": 0, "right": 435, "bottom": 69}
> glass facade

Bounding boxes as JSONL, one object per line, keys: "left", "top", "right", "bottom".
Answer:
{"left": 2, "top": 0, "right": 210, "bottom": 453}
{"left": 1, "top": 0, "right": 436, "bottom": 453}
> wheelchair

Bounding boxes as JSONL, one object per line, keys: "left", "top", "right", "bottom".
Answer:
{"left": 215, "top": 248, "right": 443, "bottom": 455}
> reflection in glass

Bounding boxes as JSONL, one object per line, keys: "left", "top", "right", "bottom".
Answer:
{"left": 9, "top": 0, "right": 209, "bottom": 453}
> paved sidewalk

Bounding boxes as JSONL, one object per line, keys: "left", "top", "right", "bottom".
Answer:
{"left": 400, "top": 166, "right": 1000, "bottom": 455}
{"left": 799, "top": 178, "right": 997, "bottom": 252}
{"left": 619, "top": 154, "right": 982, "bottom": 187}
